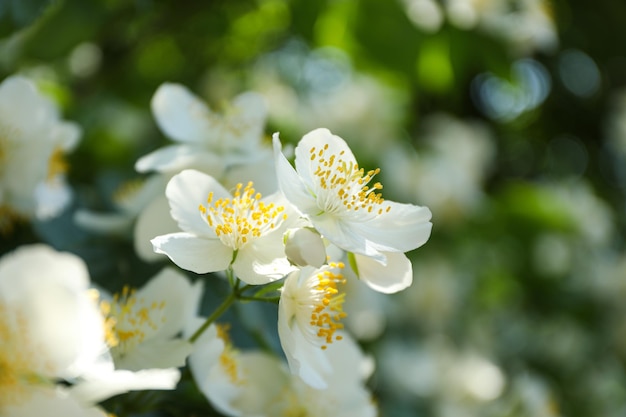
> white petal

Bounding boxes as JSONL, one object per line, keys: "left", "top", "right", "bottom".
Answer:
{"left": 186, "top": 318, "right": 223, "bottom": 376}
{"left": 137, "top": 267, "right": 202, "bottom": 339}
{"left": 0, "top": 76, "right": 58, "bottom": 137}
{"left": 355, "top": 252, "right": 412, "bottom": 294}
{"left": 233, "top": 233, "right": 295, "bottom": 284}
{"left": 273, "top": 133, "right": 319, "bottom": 215}
{"left": 310, "top": 214, "right": 385, "bottom": 262}
{"left": 166, "top": 169, "right": 230, "bottom": 236}
{"left": 34, "top": 176, "right": 72, "bottom": 219}
{"left": 351, "top": 202, "right": 433, "bottom": 253}
{"left": 52, "top": 121, "right": 82, "bottom": 151}
{"left": 324, "top": 331, "right": 375, "bottom": 384}
{"left": 278, "top": 296, "right": 332, "bottom": 389}
{"left": 0, "top": 245, "right": 105, "bottom": 378}
{"left": 222, "top": 147, "right": 278, "bottom": 196}
{"left": 151, "top": 82, "right": 213, "bottom": 143}
{"left": 294, "top": 128, "right": 357, "bottom": 193}
{"left": 202, "top": 352, "right": 288, "bottom": 417}
{"left": 134, "top": 193, "right": 179, "bottom": 262}
{"left": 5, "top": 387, "right": 107, "bottom": 417}
{"left": 74, "top": 210, "right": 133, "bottom": 234}
{"left": 151, "top": 232, "right": 232, "bottom": 274}
{"left": 115, "top": 339, "right": 193, "bottom": 371}
{"left": 135, "top": 144, "right": 226, "bottom": 176}
{"left": 72, "top": 368, "right": 181, "bottom": 404}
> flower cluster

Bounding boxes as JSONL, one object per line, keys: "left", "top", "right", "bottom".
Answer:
{"left": 1, "top": 76, "right": 431, "bottom": 416}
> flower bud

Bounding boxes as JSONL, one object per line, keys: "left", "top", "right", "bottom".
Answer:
{"left": 284, "top": 227, "right": 326, "bottom": 268}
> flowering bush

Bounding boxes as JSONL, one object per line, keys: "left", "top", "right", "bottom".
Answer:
{"left": 3, "top": 1, "right": 626, "bottom": 416}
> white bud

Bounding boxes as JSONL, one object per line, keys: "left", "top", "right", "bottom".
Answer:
{"left": 284, "top": 227, "right": 326, "bottom": 268}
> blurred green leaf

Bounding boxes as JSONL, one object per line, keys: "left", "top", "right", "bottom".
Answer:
{"left": 0, "top": 0, "right": 56, "bottom": 38}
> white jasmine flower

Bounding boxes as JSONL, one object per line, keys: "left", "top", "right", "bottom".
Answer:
{"left": 186, "top": 320, "right": 288, "bottom": 417}
{"left": 152, "top": 169, "right": 295, "bottom": 284}
{"left": 273, "top": 128, "right": 432, "bottom": 293}
{"left": 98, "top": 267, "right": 203, "bottom": 371}
{"left": 136, "top": 83, "right": 268, "bottom": 176}
{"left": 278, "top": 262, "right": 351, "bottom": 388}
{"left": 187, "top": 319, "right": 376, "bottom": 417}
{"left": 269, "top": 337, "right": 377, "bottom": 417}
{"left": 0, "top": 244, "right": 105, "bottom": 415}
{"left": 0, "top": 76, "right": 81, "bottom": 229}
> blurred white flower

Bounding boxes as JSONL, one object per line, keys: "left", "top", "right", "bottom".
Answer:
{"left": 380, "top": 338, "right": 505, "bottom": 411}
{"left": 252, "top": 49, "right": 408, "bottom": 161}
{"left": 383, "top": 114, "right": 495, "bottom": 223}
{"left": 186, "top": 320, "right": 289, "bottom": 416}
{"left": 545, "top": 179, "right": 613, "bottom": 246}
{"left": 274, "top": 128, "right": 432, "bottom": 293}
{"left": 396, "top": 256, "right": 461, "bottom": 331}
{"left": 77, "top": 83, "right": 279, "bottom": 262}
{"left": 0, "top": 244, "right": 106, "bottom": 415}
{"left": 152, "top": 169, "right": 295, "bottom": 284}
{"left": 74, "top": 175, "right": 177, "bottom": 259}
{"left": 402, "top": 0, "right": 444, "bottom": 33}
{"left": 0, "top": 75, "right": 81, "bottom": 228}
{"left": 136, "top": 83, "right": 268, "bottom": 176}
{"left": 187, "top": 319, "right": 376, "bottom": 417}
{"left": 445, "top": 0, "right": 557, "bottom": 53}
{"left": 98, "top": 267, "right": 203, "bottom": 371}
{"left": 267, "top": 334, "right": 377, "bottom": 417}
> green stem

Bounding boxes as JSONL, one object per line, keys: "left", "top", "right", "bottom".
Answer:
{"left": 238, "top": 295, "right": 281, "bottom": 304}
{"left": 188, "top": 290, "right": 237, "bottom": 343}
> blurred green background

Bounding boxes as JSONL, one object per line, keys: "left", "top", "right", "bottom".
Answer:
{"left": 3, "top": 0, "right": 626, "bottom": 416}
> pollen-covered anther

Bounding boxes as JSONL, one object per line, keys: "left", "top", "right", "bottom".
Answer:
{"left": 198, "top": 181, "right": 287, "bottom": 249}
{"left": 104, "top": 286, "right": 167, "bottom": 353}
{"left": 309, "top": 262, "right": 347, "bottom": 350}
{"left": 216, "top": 323, "right": 244, "bottom": 385}
{"left": 309, "top": 143, "right": 388, "bottom": 215}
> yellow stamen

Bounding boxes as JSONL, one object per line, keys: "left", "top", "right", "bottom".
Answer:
{"left": 309, "top": 144, "right": 387, "bottom": 215}
{"left": 198, "top": 181, "right": 287, "bottom": 249}
{"left": 309, "top": 262, "right": 347, "bottom": 350}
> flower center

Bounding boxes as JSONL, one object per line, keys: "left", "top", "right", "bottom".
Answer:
{"left": 47, "top": 147, "right": 68, "bottom": 181}
{"left": 216, "top": 323, "right": 244, "bottom": 385}
{"left": 0, "top": 304, "right": 50, "bottom": 410}
{"left": 199, "top": 181, "right": 287, "bottom": 249}
{"left": 308, "top": 144, "right": 389, "bottom": 216}
{"left": 113, "top": 178, "right": 145, "bottom": 206}
{"left": 99, "top": 286, "right": 166, "bottom": 359}
{"left": 308, "top": 262, "right": 347, "bottom": 350}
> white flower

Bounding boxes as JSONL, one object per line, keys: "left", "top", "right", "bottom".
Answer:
{"left": 152, "top": 169, "right": 296, "bottom": 284}
{"left": 382, "top": 114, "right": 495, "bottom": 223}
{"left": 186, "top": 320, "right": 288, "bottom": 417}
{"left": 74, "top": 175, "right": 175, "bottom": 250}
{"left": 136, "top": 83, "right": 268, "bottom": 176}
{"left": 99, "top": 267, "right": 203, "bottom": 371}
{"left": 278, "top": 262, "right": 351, "bottom": 389}
{"left": 0, "top": 244, "right": 106, "bottom": 415}
{"left": 273, "top": 128, "right": 432, "bottom": 293}
{"left": 186, "top": 319, "right": 377, "bottom": 417}
{"left": 0, "top": 76, "right": 81, "bottom": 227}
{"left": 269, "top": 335, "right": 377, "bottom": 417}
